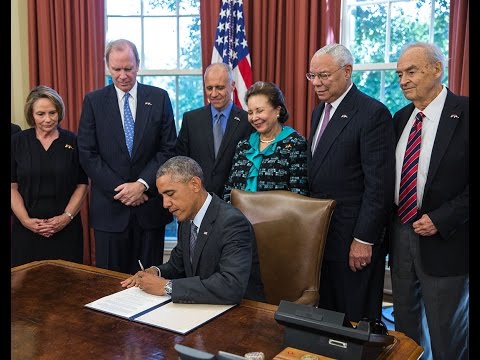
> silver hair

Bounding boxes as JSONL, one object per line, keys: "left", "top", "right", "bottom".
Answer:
{"left": 312, "top": 43, "right": 354, "bottom": 67}
{"left": 204, "top": 62, "right": 234, "bottom": 82}
{"left": 400, "top": 42, "right": 446, "bottom": 78}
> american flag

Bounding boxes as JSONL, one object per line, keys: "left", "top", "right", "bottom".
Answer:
{"left": 211, "top": 0, "right": 252, "bottom": 110}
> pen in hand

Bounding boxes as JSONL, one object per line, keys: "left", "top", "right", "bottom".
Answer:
{"left": 138, "top": 259, "right": 145, "bottom": 272}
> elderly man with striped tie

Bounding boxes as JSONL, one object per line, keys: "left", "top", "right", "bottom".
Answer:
{"left": 390, "top": 42, "right": 469, "bottom": 360}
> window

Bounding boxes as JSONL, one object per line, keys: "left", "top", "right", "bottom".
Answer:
{"left": 341, "top": 0, "right": 450, "bottom": 115}
{"left": 105, "top": 0, "right": 204, "bottom": 248}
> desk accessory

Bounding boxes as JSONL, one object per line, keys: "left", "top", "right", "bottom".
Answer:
{"left": 274, "top": 300, "right": 394, "bottom": 360}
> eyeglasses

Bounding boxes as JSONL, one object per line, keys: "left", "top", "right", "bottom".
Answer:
{"left": 306, "top": 65, "right": 347, "bottom": 81}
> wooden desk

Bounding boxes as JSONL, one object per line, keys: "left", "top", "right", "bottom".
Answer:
{"left": 11, "top": 260, "right": 423, "bottom": 359}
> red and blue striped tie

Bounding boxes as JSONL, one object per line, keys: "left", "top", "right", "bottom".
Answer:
{"left": 398, "top": 112, "right": 424, "bottom": 224}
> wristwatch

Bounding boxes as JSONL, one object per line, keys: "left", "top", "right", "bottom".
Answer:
{"left": 164, "top": 280, "right": 173, "bottom": 295}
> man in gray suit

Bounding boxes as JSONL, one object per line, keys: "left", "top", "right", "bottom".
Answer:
{"left": 176, "top": 63, "right": 253, "bottom": 198}
{"left": 121, "top": 156, "right": 264, "bottom": 304}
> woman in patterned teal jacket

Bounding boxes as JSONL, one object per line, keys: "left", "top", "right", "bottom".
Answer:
{"left": 223, "top": 81, "right": 308, "bottom": 202}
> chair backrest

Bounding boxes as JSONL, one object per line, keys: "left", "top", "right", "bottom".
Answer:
{"left": 231, "top": 189, "right": 336, "bottom": 306}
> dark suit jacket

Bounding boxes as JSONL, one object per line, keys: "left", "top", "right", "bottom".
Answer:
{"left": 176, "top": 104, "right": 253, "bottom": 197}
{"left": 77, "top": 83, "right": 177, "bottom": 232}
{"left": 392, "top": 89, "right": 469, "bottom": 276}
{"left": 157, "top": 193, "right": 264, "bottom": 304}
{"left": 307, "top": 84, "right": 395, "bottom": 261}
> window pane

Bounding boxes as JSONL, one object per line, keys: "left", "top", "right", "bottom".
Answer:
{"left": 106, "top": 0, "right": 141, "bottom": 16}
{"left": 352, "top": 70, "right": 409, "bottom": 115}
{"left": 177, "top": 75, "right": 204, "bottom": 128}
{"left": 179, "top": 16, "right": 201, "bottom": 69}
{"left": 389, "top": 1, "right": 431, "bottom": 61}
{"left": 347, "top": 3, "right": 387, "bottom": 63}
{"left": 144, "top": 17, "right": 178, "bottom": 69}
{"left": 106, "top": 17, "right": 143, "bottom": 61}
{"left": 433, "top": 0, "right": 450, "bottom": 57}
{"left": 142, "top": 75, "right": 178, "bottom": 117}
{"left": 179, "top": 0, "right": 200, "bottom": 15}
{"left": 144, "top": 0, "right": 176, "bottom": 15}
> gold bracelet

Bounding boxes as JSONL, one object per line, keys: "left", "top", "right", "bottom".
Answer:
{"left": 63, "top": 211, "right": 74, "bottom": 220}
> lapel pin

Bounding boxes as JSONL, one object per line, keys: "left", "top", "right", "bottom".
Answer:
{"left": 203, "top": 231, "right": 208, "bottom": 235}
{"left": 341, "top": 114, "right": 348, "bottom": 118}
{"left": 234, "top": 116, "right": 240, "bottom": 121}
{"left": 145, "top": 102, "right": 152, "bottom": 106}
{"left": 450, "top": 114, "right": 459, "bottom": 119}
{"left": 64, "top": 144, "right": 74, "bottom": 149}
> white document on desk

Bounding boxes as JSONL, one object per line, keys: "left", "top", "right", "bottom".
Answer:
{"left": 134, "top": 302, "right": 236, "bottom": 335}
{"left": 84, "top": 286, "right": 171, "bottom": 320}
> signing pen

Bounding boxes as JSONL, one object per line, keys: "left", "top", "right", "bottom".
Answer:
{"left": 138, "top": 259, "right": 145, "bottom": 271}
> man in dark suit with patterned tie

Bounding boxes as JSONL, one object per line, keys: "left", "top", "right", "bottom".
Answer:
{"left": 390, "top": 42, "right": 469, "bottom": 360}
{"left": 77, "top": 39, "right": 177, "bottom": 274}
{"left": 121, "top": 156, "right": 264, "bottom": 304}
{"left": 176, "top": 63, "right": 253, "bottom": 198}
{"left": 306, "top": 43, "right": 395, "bottom": 323}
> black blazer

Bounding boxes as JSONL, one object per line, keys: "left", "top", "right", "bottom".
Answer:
{"left": 77, "top": 83, "right": 177, "bottom": 231}
{"left": 11, "top": 127, "right": 88, "bottom": 212}
{"left": 392, "top": 89, "right": 469, "bottom": 276}
{"left": 176, "top": 104, "right": 253, "bottom": 197}
{"left": 157, "top": 193, "right": 264, "bottom": 304}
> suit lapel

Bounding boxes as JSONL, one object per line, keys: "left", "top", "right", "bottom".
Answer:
{"left": 217, "top": 106, "right": 243, "bottom": 163}
{"left": 191, "top": 195, "right": 218, "bottom": 272}
{"left": 311, "top": 88, "right": 358, "bottom": 170}
{"left": 106, "top": 85, "right": 131, "bottom": 158}
{"left": 179, "top": 221, "right": 194, "bottom": 276}
{"left": 201, "top": 106, "right": 216, "bottom": 160}
{"left": 395, "top": 104, "right": 415, "bottom": 142}
{"left": 423, "top": 92, "right": 462, "bottom": 195}
{"left": 131, "top": 84, "right": 151, "bottom": 159}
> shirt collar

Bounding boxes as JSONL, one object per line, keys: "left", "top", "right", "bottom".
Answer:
{"left": 211, "top": 101, "right": 234, "bottom": 120}
{"left": 192, "top": 193, "right": 213, "bottom": 229}
{"left": 114, "top": 81, "right": 138, "bottom": 101}
{"left": 416, "top": 85, "right": 447, "bottom": 123}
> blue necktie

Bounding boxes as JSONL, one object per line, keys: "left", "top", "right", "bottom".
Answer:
{"left": 213, "top": 113, "right": 224, "bottom": 158}
{"left": 123, "top": 93, "right": 135, "bottom": 156}
{"left": 189, "top": 222, "right": 198, "bottom": 263}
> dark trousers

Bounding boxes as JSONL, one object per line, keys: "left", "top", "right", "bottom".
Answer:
{"left": 318, "top": 242, "right": 386, "bottom": 323}
{"left": 94, "top": 214, "right": 165, "bottom": 275}
{"left": 390, "top": 216, "right": 469, "bottom": 360}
